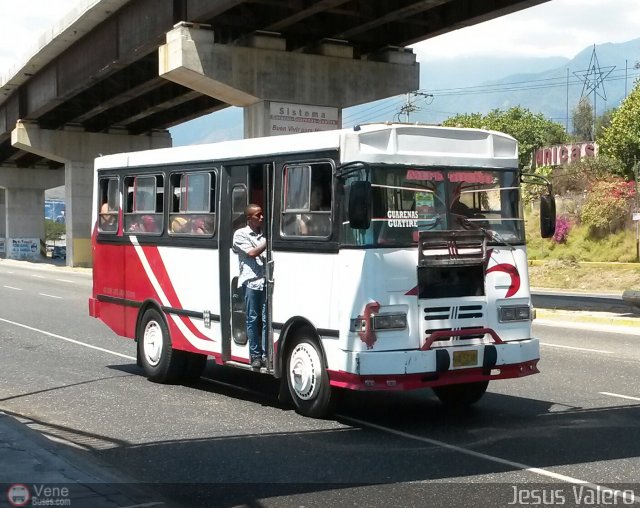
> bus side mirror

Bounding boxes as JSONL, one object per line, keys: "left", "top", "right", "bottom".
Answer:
{"left": 348, "top": 181, "right": 372, "bottom": 230}
{"left": 540, "top": 194, "right": 556, "bottom": 238}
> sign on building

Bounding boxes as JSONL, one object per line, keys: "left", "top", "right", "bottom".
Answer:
{"left": 8, "top": 238, "right": 39, "bottom": 259}
{"left": 534, "top": 142, "right": 598, "bottom": 167}
{"left": 269, "top": 102, "right": 339, "bottom": 135}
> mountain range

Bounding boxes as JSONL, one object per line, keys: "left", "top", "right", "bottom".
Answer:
{"left": 170, "top": 37, "right": 640, "bottom": 146}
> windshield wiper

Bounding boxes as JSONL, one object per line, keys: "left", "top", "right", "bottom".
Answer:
{"left": 479, "top": 227, "right": 515, "bottom": 251}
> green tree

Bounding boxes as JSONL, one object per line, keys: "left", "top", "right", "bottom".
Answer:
{"left": 595, "top": 108, "right": 614, "bottom": 140}
{"left": 442, "top": 106, "right": 568, "bottom": 168}
{"left": 45, "top": 219, "right": 65, "bottom": 244}
{"left": 599, "top": 81, "right": 640, "bottom": 173}
{"left": 572, "top": 98, "right": 593, "bottom": 141}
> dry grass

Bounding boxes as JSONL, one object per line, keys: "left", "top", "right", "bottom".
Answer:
{"left": 528, "top": 260, "right": 640, "bottom": 293}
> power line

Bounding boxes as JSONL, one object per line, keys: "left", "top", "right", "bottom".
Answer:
{"left": 343, "top": 59, "right": 640, "bottom": 126}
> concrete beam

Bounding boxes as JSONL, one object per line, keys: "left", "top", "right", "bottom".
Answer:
{"left": 10, "top": 121, "right": 171, "bottom": 266}
{"left": 11, "top": 122, "right": 171, "bottom": 163}
{"left": 159, "top": 25, "right": 419, "bottom": 108}
{"left": 0, "top": 167, "right": 64, "bottom": 190}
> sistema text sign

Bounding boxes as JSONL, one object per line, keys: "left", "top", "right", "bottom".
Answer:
{"left": 534, "top": 142, "right": 597, "bottom": 167}
{"left": 269, "top": 102, "right": 339, "bottom": 135}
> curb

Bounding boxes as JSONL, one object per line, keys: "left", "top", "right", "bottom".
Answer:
{"left": 0, "top": 258, "right": 91, "bottom": 275}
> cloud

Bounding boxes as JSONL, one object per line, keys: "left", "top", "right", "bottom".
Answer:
{"left": 0, "top": 0, "right": 80, "bottom": 72}
{"left": 413, "top": 0, "right": 640, "bottom": 61}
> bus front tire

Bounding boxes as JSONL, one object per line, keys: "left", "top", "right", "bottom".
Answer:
{"left": 433, "top": 381, "right": 489, "bottom": 407}
{"left": 286, "top": 333, "right": 333, "bottom": 418}
{"left": 138, "top": 308, "right": 186, "bottom": 383}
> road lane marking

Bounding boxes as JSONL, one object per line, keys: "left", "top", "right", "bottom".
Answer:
{"left": 535, "top": 319, "right": 640, "bottom": 336}
{"left": 600, "top": 392, "right": 640, "bottom": 402}
{"left": 32, "top": 274, "right": 45, "bottom": 279}
{"left": 38, "top": 293, "right": 62, "bottom": 299}
{"left": 0, "top": 317, "right": 135, "bottom": 361}
{"left": 1, "top": 310, "right": 633, "bottom": 499}
{"left": 540, "top": 342, "right": 613, "bottom": 354}
{"left": 339, "top": 415, "right": 637, "bottom": 504}
{"left": 3, "top": 286, "right": 22, "bottom": 290}
{"left": 55, "top": 278, "right": 75, "bottom": 283}
{"left": 120, "top": 503, "right": 165, "bottom": 507}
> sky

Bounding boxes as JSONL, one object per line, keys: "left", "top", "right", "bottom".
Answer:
{"left": 3, "top": 0, "right": 640, "bottom": 71}
{"left": 1, "top": 0, "right": 640, "bottom": 143}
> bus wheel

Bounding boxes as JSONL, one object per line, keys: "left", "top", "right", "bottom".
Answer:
{"left": 182, "top": 353, "right": 208, "bottom": 384}
{"left": 286, "top": 333, "right": 333, "bottom": 418}
{"left": 433, "top": 381, "right": 489, "bottom": 407}
{"left": 138, "top": 308, "right": 186, "bottom": 383}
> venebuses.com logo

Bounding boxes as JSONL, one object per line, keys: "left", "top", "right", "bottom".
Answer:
{"left": 6, "top": 483, "right": 71, "bottom": 506}
{"left": 6, "top": 484, "right": 30, "bottom": 507}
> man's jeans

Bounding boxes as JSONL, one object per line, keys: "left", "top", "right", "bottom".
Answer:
{"left": 244, "top": 286, "right": 266, "bottom": 359}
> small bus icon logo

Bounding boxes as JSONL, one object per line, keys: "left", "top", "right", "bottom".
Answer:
{"left": 7, "top": 484, "right": 30, "bottom": 506}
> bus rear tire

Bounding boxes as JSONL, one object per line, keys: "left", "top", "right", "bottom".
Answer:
{"left": 286, "top": 332, "right": 333, "bottom": 418}
{"left": 433, "top": 381, "right": 489, "bottom": 407}
{"left": 138, "top": 308, "right": 186, "bottom": 383}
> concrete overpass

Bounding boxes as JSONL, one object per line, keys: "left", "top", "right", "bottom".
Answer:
{"left": 0, "top": 0, "right": 549, "bottom": 266}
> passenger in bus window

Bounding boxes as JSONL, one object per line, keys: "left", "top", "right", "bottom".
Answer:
{"left": 191, "top": 217, "right": 209, "bottom": 235}
{"left": 300, "top": 186, "right": 331, "bottom": 236}
{"left": 99, "top": 202, "right": 117, "bottom": 232}
{"left": 170, "top": 216, "right": 189, "bottom": 234}
{"left": 128, "top": 214, "right": 159, "bottom": 233}
{"left": 232, "top": 204, "right": 267, "bottom": 369}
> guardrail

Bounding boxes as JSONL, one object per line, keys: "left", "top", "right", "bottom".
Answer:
{"left": 532, "top": 290, "right": 638, "bottom": 314}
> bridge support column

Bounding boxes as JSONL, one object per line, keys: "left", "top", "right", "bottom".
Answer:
{"left": 0, "top": 167, "right": 64, "bottom": 260}
{"left": 0, "top": 190, "right": 4, "bottom": 255}
{"left": 65, "top": 161, "right": 93, "bottom": 266}
{"left": 160, "top": 25, "right": 419, "bottom": 137}
{"left": 11, "top": 122, "right": 171, "bottom": 267}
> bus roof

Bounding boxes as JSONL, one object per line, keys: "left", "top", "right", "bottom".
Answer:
{"left": 95, "top": 123, "right": 519, "bottom": 170}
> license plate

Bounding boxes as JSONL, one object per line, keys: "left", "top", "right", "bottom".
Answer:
{"left": 452, "top": 350, "right": 478, "bottom": 368}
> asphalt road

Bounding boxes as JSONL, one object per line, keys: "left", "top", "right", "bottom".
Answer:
{"left": 1, "top": 261, "right": 639, "bottom": 508}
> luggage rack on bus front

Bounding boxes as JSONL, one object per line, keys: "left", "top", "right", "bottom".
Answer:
{"left": 418, "top": 230, "right": 486, "bottom": 267}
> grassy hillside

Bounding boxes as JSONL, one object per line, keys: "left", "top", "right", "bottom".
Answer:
{"left": 525, "top": 211, "right": 640, "bottom": 292}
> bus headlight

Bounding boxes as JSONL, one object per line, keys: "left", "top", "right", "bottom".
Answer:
{"left": 498, "top": 305, "right": 531, "bottom": 322}
{"left": 373, "top": 313, "right": 407, "bottom": 330}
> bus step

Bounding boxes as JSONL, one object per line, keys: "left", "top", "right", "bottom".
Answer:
{"left": 225, "top": 360, "right": 271, "bottom": 373}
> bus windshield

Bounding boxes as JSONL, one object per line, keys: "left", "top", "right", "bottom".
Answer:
{"left": 341, "top": 165, "right": 525, "bottom": 248}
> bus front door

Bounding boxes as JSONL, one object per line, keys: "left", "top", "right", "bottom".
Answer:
{"left": 219, "top": 164, "right": 273, "bottom": 369}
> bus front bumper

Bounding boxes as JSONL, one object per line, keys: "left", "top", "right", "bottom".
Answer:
{"left": 328, "top": 338, "right": 539, "bottom": 391}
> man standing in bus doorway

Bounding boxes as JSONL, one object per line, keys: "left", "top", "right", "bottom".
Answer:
{"left": 233, "top": 204, "right": 267, "bottom": 369}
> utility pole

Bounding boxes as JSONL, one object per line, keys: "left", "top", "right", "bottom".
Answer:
{"left": 395, "top": 91, "right": 434, "bottom": 122}
{"left": 566, "top": 68, "right": 569, "bottom": 133}
{"left": 635, "top": 157, "right": 639, "bottom": 262}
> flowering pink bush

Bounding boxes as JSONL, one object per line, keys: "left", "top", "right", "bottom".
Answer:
{"left": 553, "top": 215, "right": 572, "bottom": 243}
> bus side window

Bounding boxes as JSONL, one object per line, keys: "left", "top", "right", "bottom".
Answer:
{"left": 282, "top": 162, "right": 332, "bottom": 238}
{"left": 231, "top": 184, "right": 248, "bottom": 233}
{"left": 168, "top": 170, "right": 216, "bottom": 236}
{"left": 98, "top": 177, "right": 118, "bottom": 233}
{"left": 124, "top": 175, "right": 163, "bottom": 235}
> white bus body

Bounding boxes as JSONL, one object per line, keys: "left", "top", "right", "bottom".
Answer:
{"left": 90, "top": 123, "right": 551, "bottom": 417}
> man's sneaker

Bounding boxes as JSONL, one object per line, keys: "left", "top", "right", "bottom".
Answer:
{"left": 251, "top": 357, "right": 262, "bottom": 369}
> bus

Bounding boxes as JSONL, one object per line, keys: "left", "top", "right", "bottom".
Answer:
{"left": 89, "top": 123, "right": 555, "bottom": 418}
